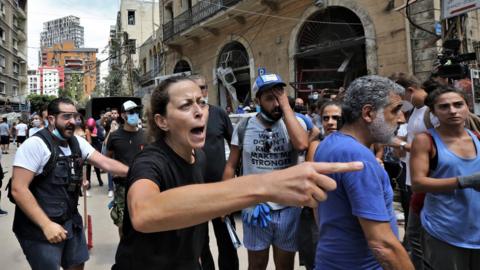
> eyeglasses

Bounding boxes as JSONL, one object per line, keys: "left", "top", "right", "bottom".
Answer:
{"left": 322, "top": 115, "right": 341, "bottom": 122}
{"left": 264, "top": 128, "right": 273, "bottom": 152}
{"left": 57, "top": 111, "right": 81, "bottom": 121}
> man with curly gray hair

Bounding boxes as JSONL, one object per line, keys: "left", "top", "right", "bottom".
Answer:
{"left": 313, "top": 75, "right": 414, "bottom": 269}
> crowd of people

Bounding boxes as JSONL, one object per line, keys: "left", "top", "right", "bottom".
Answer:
{"left": 0, "top": 70, "right": 478, "bottom": 270}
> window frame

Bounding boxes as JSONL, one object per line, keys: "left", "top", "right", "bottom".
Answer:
{"left": 127, "top": 10, "right": 136, "bottom": 25}
{"left": 0, "top": 81, "right": 6, "bottom": 95}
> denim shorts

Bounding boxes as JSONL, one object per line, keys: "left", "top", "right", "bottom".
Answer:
{"left": 243, "top": 206, "right": 301, "bottom": 252}
{"left": 17, "top": 220, "right": 89, "bottom": 270}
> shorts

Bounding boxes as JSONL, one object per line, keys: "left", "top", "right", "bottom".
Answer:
{"left": 243, "top": 206, "right": 301, "bottom": 252}
{"left": 17, "top": 220, "right": 89, "bottom": 270}
{"left": 17, "top": 136, "right": 26, "bottom": 143}
{"left": 423, "top": 230, "right": 480, "bottom": 270}
{"left": 1, "top": 135, "right": 9, "bottom": 145}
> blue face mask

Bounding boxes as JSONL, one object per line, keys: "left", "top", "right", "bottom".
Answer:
{"left": 127, "top": 113, "right": 139, "bottom": 126}
{"left": 256, "top": 105, "right": 261, "bottom": 112}
{"left": 44, "top": 119, "right": 49, "bottom": 128}
{"left": 52, "top": 129, "right": 67, "bottom": 141}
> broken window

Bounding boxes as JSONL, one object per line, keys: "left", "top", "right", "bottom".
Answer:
{"left": 294, "top": 7, "right": 367, "bottom": 102}
{"left": 128, "top": 10, "right": 135, "bottom": 25}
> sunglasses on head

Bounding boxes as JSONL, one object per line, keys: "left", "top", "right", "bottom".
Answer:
{"left": 322, "top": 115, "right": 341, "bottom": 122}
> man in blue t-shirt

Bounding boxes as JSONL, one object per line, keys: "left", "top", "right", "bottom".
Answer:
{"left": 314, "top": 75, "right": 413, "bottom": 270}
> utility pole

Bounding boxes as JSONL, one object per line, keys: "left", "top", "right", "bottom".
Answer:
{"left": 124, "top": 32, "right": 134, "bottom": 96}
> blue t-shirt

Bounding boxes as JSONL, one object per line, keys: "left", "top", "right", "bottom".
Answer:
{"left": 314, "top": 132, "right": 398, "bottom": 270}
{"left": 295, "top": 112, "right": 313, "bottom": 131}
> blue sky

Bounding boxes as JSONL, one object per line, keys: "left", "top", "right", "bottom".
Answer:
{"left": 27, "top": 0, "right": 121, "bottom": 76}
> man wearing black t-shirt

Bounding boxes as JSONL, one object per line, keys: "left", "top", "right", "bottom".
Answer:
{"left": 106, "top": 100, "right": 145, "bottom": 237}
{"left": 190, "top": 74, "right": 238, "bottom": 270}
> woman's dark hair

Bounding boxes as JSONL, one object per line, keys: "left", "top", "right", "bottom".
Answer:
{"left": 319, "top": 100, "right": 342, "bottom": 116}
{"left": 146, "top": 76, "right": 194, "bottom": 142}
{"left": 425, "top": 84, "right": 468, "bottom": 112}
{"left": 47, "top": 97, "right": 75, "bottom": 115}
{"left": 421, "top": 78, "right": 442, "bottom": 94}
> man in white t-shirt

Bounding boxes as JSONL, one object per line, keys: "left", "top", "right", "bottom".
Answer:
{"left": 15, "top": 120, "right": 28, "bottom": 146}
{"left": 223, "top": 74, "right": 308, "bottom": 269}
{"left": 10, "top": 97, "right": 129, "bottom": 270}
{"left": 389, "top": 73, "right": 439, "bottom": 270}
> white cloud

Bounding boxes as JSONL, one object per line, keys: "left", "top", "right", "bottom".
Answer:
{"left": 27, "top": 0, "right": 119, "bottom": 78}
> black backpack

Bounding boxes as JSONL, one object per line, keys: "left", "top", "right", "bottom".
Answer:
{"left": 5, "top": 129, "right": 80, "bottom": 204}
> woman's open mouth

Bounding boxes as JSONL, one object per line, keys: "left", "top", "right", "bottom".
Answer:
{"left": 190, "top": 126, "right": 205, "bottom": 136}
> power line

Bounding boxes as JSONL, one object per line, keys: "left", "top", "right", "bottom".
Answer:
{"left": 198, "top": 0, "right": 363, "bottom": 26}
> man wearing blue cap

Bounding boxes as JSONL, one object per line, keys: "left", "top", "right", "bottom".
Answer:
{"left": 223, "top": 73, "right": 308, "bottom": 269}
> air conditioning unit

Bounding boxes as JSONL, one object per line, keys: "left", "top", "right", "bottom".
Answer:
{"left": 217, "top": 67, "right": 237, "bottom": 86}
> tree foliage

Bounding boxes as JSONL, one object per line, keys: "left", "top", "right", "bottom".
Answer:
{"left": 60, "top": 73, "right": 84, "bottom": 102}
{"left": 105, "top": 67, "right": 127, "bottom": 97}
{"left": 27, "top": 94, "right": 57, "bottom": 114}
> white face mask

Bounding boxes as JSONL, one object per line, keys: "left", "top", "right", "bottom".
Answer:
{"left": 32, "top": 119, "right": 41, "bottom": 127}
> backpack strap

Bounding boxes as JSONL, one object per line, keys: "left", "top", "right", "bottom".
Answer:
{"left": 234, "top": 116, "right": 253, "bottom": 177}
{"left": 34, "top": 129, "right": 82, "bottom": 176}
{"left": 236, "top": 116, "right": 252, "bottom": 151}
{"left": 34, "top": 129, "right": 59, "bottom": 176}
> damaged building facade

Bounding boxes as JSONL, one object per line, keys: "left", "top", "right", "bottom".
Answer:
{"left": 139, "top": 0, "right": 480, "bottom": 108}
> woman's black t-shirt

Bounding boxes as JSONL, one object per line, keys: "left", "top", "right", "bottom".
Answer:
{"left": 113, "top": 139, "right": 207, "bottom": 270}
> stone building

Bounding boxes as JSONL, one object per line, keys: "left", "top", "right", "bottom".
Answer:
{"left": 108, "top": 0, "right": 160, "bottom": 95}
{"left": 135, "top": 0, "right": 480, "bottom": 108}
{"left": 0, "top": 0, "right": 28, "bottom": 112}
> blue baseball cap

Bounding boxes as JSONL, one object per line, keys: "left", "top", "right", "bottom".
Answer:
{"left": 252, "top": 74, "right": 287, "bottom": 97}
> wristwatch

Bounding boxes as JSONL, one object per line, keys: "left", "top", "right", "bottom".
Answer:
{"left": 399, "top": 141, "right": 407, "bottom": 151}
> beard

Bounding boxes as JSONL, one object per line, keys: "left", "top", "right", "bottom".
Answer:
{"left": 57, "top": 123, "right": 76, "bottom": 139}
{"left": 260, "top": 105, "right": 283, "bottom": 122}
{"left": 368, "top": 109, "right": 398, "bottom": 144}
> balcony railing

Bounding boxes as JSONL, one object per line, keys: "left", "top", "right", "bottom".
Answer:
{"left": 163, "top": 0, "right": 241, "bottom": 41}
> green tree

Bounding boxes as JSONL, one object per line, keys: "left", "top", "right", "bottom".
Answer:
{"left": 61, "top": 74, "right": 84, "bottom": 102}
{"left": 27, "top": 94, "right": 57, "bottom": 114}
{"left": 105, "top": 67, "right": 127, "bottom": 97}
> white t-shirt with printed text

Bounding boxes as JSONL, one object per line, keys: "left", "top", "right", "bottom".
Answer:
{"left": 231, "top": 116, "right": 306, "bottom": 210}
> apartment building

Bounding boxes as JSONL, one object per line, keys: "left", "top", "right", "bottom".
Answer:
{"left": 27, "top": 69, "right": 39, "bottom": 95}
{"left": 40, "top": 15, "right": 84, "bottom": 49}
{"left": 41, "top": 40, "right": 97, "bottom": 96}
{"left": 152, "top": 0, "right": 479, "bottom": 109}
{"left": 0, "top": 0, "right": 27, "bottom": 111}
{"left": 109, "top": 0, "right": 160, "bottom": 94}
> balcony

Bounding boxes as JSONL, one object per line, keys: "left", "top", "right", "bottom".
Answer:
{"left": 14, "top": 26, "right": 27, "bottom": 41}
{"left": 17, "top": 50, "right": 27, "bottom": 61}
{"left": 163, "top": 0, "right": 241, "bottom": 41}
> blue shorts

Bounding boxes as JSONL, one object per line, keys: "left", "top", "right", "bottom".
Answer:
{"left": 17, "top": 220, "right": 89, "bottom": 270}
{"left": 242, "top": 206, "right": 301, "bottom": 252}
